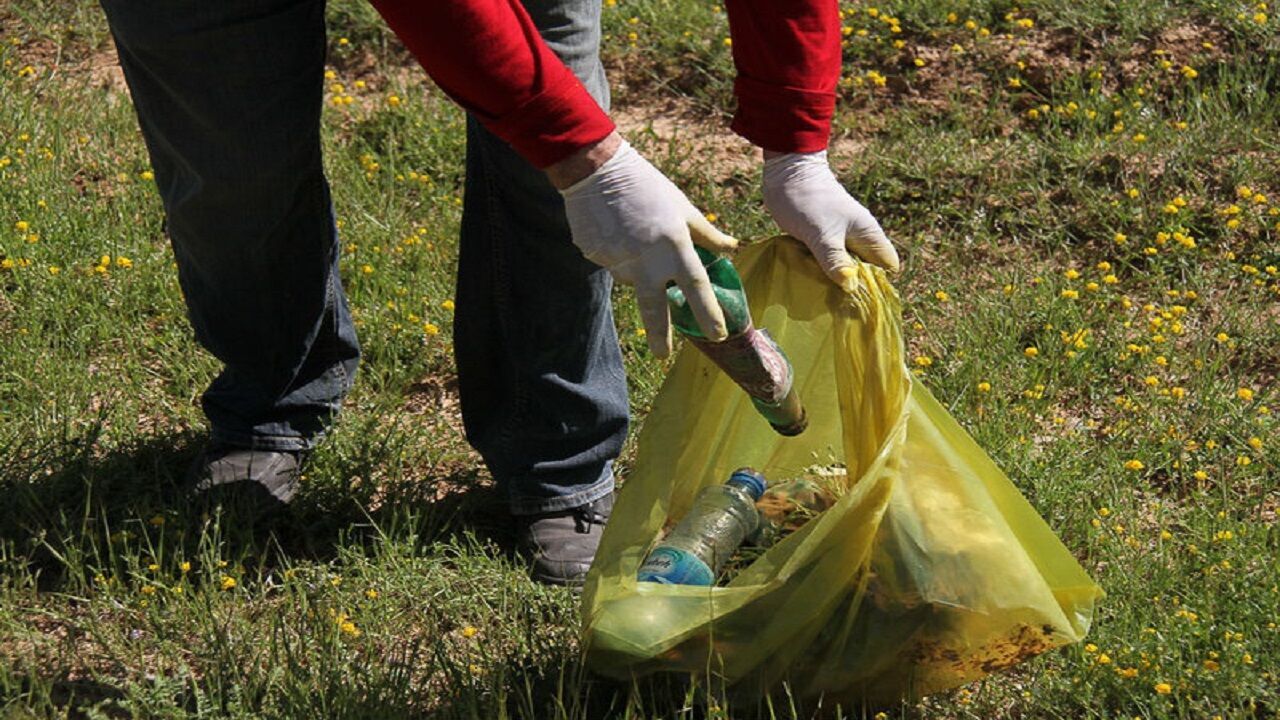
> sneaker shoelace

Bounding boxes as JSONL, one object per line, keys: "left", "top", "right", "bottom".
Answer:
{"left": 572, "top": 500, "right": 610, "bottom": 533}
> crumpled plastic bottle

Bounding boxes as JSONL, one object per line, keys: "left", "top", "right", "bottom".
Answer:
{"left": 666, "top": 247, "right": 807, "bottom": 435}
{"left": 637, "top": 468, "right": 767, "bottom": 585}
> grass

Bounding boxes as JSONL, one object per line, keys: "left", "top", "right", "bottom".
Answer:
{"left": 0, "top": 0, "right": 1277, "bottom": 717}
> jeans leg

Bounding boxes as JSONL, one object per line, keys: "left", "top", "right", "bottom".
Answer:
{"left": 100, "top": 0, "right": 360, "bottom": 451}
{"left": 456, "top": 0, "right": 627, "bottom": 514}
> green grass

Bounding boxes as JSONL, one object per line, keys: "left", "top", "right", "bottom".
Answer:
{"left": 1, "top": 0, "right": 1277, "bottom": 717}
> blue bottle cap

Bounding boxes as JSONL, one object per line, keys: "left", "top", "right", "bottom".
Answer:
{"left": 727, "top": 467, "right": 767, "bottom": 500}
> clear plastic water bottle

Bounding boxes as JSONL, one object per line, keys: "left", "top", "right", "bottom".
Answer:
{"left": 637, "top": 468, "right": 767, "bottom": 585}
{"left": 667, "top": 247, "right": 807, "bottom": 436}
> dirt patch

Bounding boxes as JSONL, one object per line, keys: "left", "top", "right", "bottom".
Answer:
{"left": 86, "top": 48, "right": 126, "bottom": 93}
{"left": 612, "top": 96, "right": 758, "bottom": 183}
{"left": 1153, "top": 23, "right": 1230, "bottom": 64}
{"left": 402, "top": 372, "right": 463, "bottom": 428}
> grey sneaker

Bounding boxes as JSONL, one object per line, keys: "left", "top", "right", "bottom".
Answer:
{"left": 188, "top": 443, "right": 304, "bottom": 516}
{"left": 518, "top": 493, "right": 614, "bottom": 586}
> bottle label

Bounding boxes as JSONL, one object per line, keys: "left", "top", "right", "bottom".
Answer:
{"left": 636, "top": 546, "right": 715, "bottom": 586}
{"left": 689, "top": 324, "right": 793, "bottom": 404}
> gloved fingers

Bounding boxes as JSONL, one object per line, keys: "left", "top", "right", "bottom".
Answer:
{"left": 635, "top": 283, "right": 674, "bottom": 358}
{"left": 808, "top": 235, "right": 861, "bottom": 293}
{"left": 671, "top": 243, "right": 728, "bottom": 341}
{"left": 686, "top": 213, "right": 739, "bottom": 254}
{"left": 846, "top": 216, "right": 901, "bottom": 273}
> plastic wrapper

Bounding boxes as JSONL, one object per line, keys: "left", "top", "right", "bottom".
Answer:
{"left": 581, "top": 236, "right": 1103, "bottom": 704}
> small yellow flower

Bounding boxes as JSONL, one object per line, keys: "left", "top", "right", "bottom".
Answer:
{"left": 387, "top": 94, "right": 402, "bottom": 107}
{"left": 1124, "top": 459, "right": 1145, "bottom": 471}
{"left": 1023, "top": 346, "right": 1039, "bottom": 358}
{"left": 179, "top": 562, "right": 191, "bottom": 573}
{"left": 914, "top": 355, "right": 933, "bottom": 368}
{"left": 441, "top": 299, "right": 456, "bottom": 311}
{"left": 1084, "top": 643, "right": 1098, "bottom": 653}
{"left": 934, "top": 290, "right": 950, "bottom": 302}
{"left": 14, "top": 220, "right": 30, "bottom": 232}
{"left": 1113, "top": 232, "right": 1127, "bottom": 244}
{"left": 365, "top": 588, "right": 379, "bottom": 600}
{"left": 220, "top": 576, "right": 237, "bottom": 591}
{"left": 423, "top": 323, "right": 440, "bottom": 336}
{"left": 461, "top": 625, "right": 479, "bottom": 638}
{"left": 1248, "top": 436, "right": 1263, "bottom": 450}
{"left": 140, "top": 585, "right": 156, "bottom": 595}
{"left": 977, "top": 381, "right": 991, "bottom": 393}
{"left": 1237, "top": 387, "right": 1254, "bottom": 401}
{"left": 1154, "top": 682, "right": 1172, "bottom": 695}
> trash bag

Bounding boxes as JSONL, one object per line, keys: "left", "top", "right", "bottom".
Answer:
{"left": 581, "top": 236, "right": 1103, "bottom": 705}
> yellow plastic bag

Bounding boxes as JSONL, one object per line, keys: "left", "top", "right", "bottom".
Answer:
{"left": 581, "top": 236, "right": 1103, "bottom": 704}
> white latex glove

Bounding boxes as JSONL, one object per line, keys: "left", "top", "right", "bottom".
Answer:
{"left": 561, "top": 141, "right": 738, "bottom": 357}
{"left": 762, "top": 150, "right": 900, "bottom": 291}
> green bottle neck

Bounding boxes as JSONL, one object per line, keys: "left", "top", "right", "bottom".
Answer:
{"left": 666, "top": 246, "right": 751, "bottom": 338}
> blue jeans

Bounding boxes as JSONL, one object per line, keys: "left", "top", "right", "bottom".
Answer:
{"left": 100, "top": 0, "right": 626, "bottom": 514}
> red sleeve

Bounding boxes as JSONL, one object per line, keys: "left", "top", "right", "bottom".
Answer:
{"left": 725, "top": 0, "right": 841, "bottom": 153}
{"left": 370, "top": 0, "right": 615, "bottom": 168}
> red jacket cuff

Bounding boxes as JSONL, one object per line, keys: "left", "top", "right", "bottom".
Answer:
{"left": 730, "top": 75, "right": 834, "bottom": 153}
{"left": 482, "top": 65, "right": 616, "bottom": 169}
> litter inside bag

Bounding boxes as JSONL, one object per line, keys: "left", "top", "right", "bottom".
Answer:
{"left": 581, "top": 236, "right": 1102, "bottom": 705}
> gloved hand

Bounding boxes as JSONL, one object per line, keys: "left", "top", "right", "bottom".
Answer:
{"left": 762, "top": 150, "right": 900, "bottom": 291}
{"left": 561, "top": 140, "right": 738, "bottom": 357}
